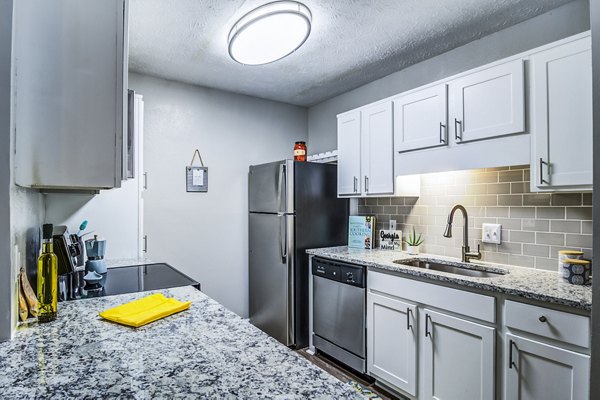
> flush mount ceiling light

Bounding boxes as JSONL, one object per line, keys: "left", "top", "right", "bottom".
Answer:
{"left": 228, "top": 1, "right": 312, "bottom": 65}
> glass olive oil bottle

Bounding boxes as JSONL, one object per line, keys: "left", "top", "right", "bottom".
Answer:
{"left": 37, "top": 224, "right": 58, "bottom": 323}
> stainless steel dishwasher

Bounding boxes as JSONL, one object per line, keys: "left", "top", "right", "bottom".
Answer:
{"left": 312, "top": 257, "right": 366, "bottom": 373}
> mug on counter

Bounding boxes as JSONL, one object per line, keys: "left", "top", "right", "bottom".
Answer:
{"left": 561, "top": 258, "right": 591, "bottom": 286}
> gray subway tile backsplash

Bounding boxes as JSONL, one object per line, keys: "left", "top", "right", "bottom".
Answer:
{"left": 357, "top": 166, "right": 593, "bottom": 270}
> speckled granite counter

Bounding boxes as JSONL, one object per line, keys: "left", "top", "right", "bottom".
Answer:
{"left": 307, "top": 246, "right": 592, "bottom": 311}
{"left": 0, "top": 286, "right": 364, "bottom": 399}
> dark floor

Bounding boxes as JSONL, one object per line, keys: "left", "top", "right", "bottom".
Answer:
{"left": 297, "top": 348, "right": 407, "bottom": 400}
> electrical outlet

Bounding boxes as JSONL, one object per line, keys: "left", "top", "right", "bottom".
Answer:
{"left": 482, "top": 223, "right": 502, "bottom": 244}
{"left": 389, "top": 219, "right": 397, "bottom": 231}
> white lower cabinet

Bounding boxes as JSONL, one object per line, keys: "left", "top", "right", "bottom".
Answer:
{"left": 367, "top": 292, "right": 417, "bottom": 396}
{"left": 505, "top": 333, "right": 590, "bottom": 400}
{"left": 420, "top": 309, "right": 495, "bottom": 400}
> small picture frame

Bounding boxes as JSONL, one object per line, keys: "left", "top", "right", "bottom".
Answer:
{"left": 186, "top": 166, "right": 208, "bottom": 192}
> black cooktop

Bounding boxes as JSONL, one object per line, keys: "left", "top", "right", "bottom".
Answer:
{"left": 72, "top": 263, "right": 200, "bottom": 300}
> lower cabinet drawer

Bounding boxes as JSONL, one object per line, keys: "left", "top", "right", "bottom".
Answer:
{"left": 368, "top": 270, "right": 495, "bottom": 323}
{"left": 504, "top": 300, "right": 590, "bottom": 348}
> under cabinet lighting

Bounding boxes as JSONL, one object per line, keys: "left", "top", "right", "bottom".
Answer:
{"left": 228, "top": 1, "right": 312, "bottom": 65}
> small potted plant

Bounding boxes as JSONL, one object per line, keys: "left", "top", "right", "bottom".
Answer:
{"left": 404, "top": 227, "right": 424, "bottom": 255}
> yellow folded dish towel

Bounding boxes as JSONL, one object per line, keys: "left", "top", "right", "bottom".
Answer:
{"left": 99, "top": 293, "right": 191, "bottom": 328}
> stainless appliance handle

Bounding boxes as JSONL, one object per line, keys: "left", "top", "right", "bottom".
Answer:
{"left": 454, "top": 118, "right": 462, "bottom": 141}
{"left": 279, "top": 215, "right": 287, "bottom": 263}
{"left": 277, "top": 163, "right": 286, "bottom": 213}
{"left": 439, "top": 122, "right": 446, "bottom": 144}
{"left": 286, "top": 215, "right": 294, "bottom": 345}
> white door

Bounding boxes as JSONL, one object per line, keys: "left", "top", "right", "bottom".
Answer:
{"left": 530, "top": 37, "right": 592, "bottom": 190}
{"left": 505, "top": 334, "right": 590, "bottom": 400}
{"left": 361, "top": 102, "right": 394, "bottom": 195}
{"left": 394, "top": 84, "right": 448, "bottom": 152}
{"left": 449, "top": 60, "right": 524, "bottom": 143}
{"left": 337, "top": 111, "right": 361, "bottom": 196}
{"left": 420, "top": 309, "right": 495, "bottom": 400}
{"left": 367, "top": 292, "right": 417, "bottom": 396}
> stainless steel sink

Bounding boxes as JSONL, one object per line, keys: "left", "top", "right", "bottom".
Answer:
{"left": 394, "top": 258, "right": 508, "bottom": 278}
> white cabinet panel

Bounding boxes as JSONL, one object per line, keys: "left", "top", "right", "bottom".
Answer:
{"left": 394, "top": 84, "right": 448, "bottom": 152}
{"left": 450, "top": 60, "right": 524, "bottom": 143}
{"left": 14, "top": 0, "right": 128, "bottom": 191}
{"left": 367, "top": 292, "right": 417, "bottom": 396}
{"left": 361, "top": 102, "right": 394, "bottom": 195}
{"left": 505, "top": 334, "right": 590, "bottom": 400}
{"left": 337, "top": 111, "right": 361, "bottom": 196}
{"left": 530, "top": 37, "right": 592, "bottom": 191}
{"left": 421, "top": 309, "right": 495, "bottom": 400}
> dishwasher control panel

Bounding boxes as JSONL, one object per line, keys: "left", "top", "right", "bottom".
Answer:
{"left": 312, "top": 257, "right": 365, "bottom": 288}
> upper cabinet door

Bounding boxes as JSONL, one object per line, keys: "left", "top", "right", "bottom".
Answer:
{"left": 450, "top": 60, "right": 525, "bottom": 143}
{"left": 530, "top": 37, "right": 592, "bottom": 191}
{"left": 394, "top": 84, "right": 448, "bottom": 152}
{"left": 14, "top": 0, "right": 128, "bottom": 191}
{"left": 361, "top": 102, "right": 394, "bottom": 195}
{"left": 337, "top": 111, "right": 362, "bottom": 196}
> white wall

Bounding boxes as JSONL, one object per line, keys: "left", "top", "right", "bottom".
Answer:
{"left": 128, "top": 73, "right": 308, "bottom": 317}
{"left": 0, "top": 0, "right": 14, "bottom": 341}
{"left": 307, "top": 0, "right": 590, "bottom": 154}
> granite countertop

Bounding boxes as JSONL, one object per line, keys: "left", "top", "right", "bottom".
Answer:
{"left": 0, "top": 286, "right": 364, "bottom": 399}
{"left": 307, "top": 246, "right": 592, "bottom": 311}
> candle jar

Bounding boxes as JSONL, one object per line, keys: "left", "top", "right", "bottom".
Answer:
{"left": 294, "top": 141, "right": 307, "bottom": 162}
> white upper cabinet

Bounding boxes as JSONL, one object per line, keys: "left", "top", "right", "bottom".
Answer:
{"left": 337, "top": 111, "right": 362, "bottom": 196}
{"left": 530, "top": 36, "right": 592, "bottom": 191}
{"left": 14, "top": 0, "right": 129, "bottom": 191}
{"left": 361, "top": 102, "right": 394, "bottom": 195}
{"left": 449, "top": 59, "right": 525, "bottom": 143}
{"left": 394, "top": 84, "right": 448, "bottom": 152}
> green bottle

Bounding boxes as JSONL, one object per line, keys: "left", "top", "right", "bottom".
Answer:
{"left": 37, "top": 224, "right": 58, "bottom": 323}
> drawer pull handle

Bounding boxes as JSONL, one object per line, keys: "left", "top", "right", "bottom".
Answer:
{"left": 406, "top": 308, "right": 413, "bottom": 331}
{"left": 539, "top": 316, "right": 547, "bottom": 323}
{"left": 425, "top": 313, "right": 432, "bottom": 337}
{"left": 509, "top": 339, "right": 516, "bottom": 369}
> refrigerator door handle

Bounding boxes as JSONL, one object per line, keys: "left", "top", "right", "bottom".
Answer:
{"left": 277, "top": 163, "right": 286, "bottom": 213}
{"left": 279, "top": 215, "right": 287, "bottom": 263}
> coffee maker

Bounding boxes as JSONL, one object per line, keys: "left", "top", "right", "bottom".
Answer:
{"left": 53, "top": 225, "right": 85, "bottom": 301}
{"left": 85, "top": 236, "right": 108, "bottom": 274}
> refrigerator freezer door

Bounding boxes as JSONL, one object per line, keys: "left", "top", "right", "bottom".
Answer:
{"left": 249, "top": 160, "right": 294, "bottom": 214}
{"left": 249, "top": 212, "right": 295, "bottom": 346}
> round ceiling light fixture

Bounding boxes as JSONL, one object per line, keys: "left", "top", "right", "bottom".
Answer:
{"left": 228, "top": 1, "right": 312, "bottom": 65}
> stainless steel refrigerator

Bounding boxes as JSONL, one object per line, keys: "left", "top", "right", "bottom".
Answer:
{"left": 249, "top": 160, "right": 348, "bottom": 348}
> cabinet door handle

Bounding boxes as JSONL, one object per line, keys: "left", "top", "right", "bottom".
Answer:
{"left": 143, "top": 235, "right": 148, "bottom": 253}
{"left": 439, "top": 122, "right": 446, "bottom": 144}
{"left": 406, "top": 308, "right": 413, "bottom": 331}
{"left": 454, "top": 118, "right": 462, "bottom": 141}
{"left": 353, "top": 176, "right": 358, "bottom": 193}
{"left": 143, "top": 172, "right": 148, "bottom": 190}
{"left": 509, "top": 339, "right": 516, "bottom": 369}
{"left": 365, "top": 176, "right": 369, "bottom": 193}
{"left": 539, "top": 158, "right": 549, "bottom": 185}
{"left": 425, "top": 313, "right": 431, "bottom": 337}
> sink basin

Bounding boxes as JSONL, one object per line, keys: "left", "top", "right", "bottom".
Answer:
{"left": 394, "top": 258, "right": 508, "bottom": 278}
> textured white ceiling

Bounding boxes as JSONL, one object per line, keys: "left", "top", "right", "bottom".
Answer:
{"left": 129, "top": 0, "right": 572, "bottom": 106}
